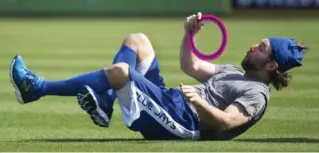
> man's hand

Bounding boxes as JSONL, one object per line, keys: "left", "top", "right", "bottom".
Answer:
{"left": 184, "top": 12, "right": 204, "bottom": 34}
{"left": 180, "top": 83, "right": 250, "bottom": 132}
{"left": 180, "top": 83, "right": 203, "bottom": 105}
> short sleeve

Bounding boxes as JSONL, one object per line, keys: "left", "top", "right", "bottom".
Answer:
{"left": 233, "top": 90, "right": 267, "bottom": 119}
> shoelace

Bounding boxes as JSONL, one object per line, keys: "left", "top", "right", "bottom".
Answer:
{"left": 23, "top": 67, "right": 40, "bottom": 93}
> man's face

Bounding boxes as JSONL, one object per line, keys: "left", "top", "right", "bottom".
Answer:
{"left": 241, "top": 39, "right": 274, "bottom": 72}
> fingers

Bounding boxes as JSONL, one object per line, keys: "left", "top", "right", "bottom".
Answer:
{"left": 189, "top": 96, "right": 197, "bottom": 102}
{"left": 188, "top": 14, "right": 197, "bottom": 29}
{"left": 180, "top": 83, "right": 197, "bottom": 97}
{"left": 180, "top": 83, "right": 202, "bottom": 104}
{"left": 181, "top": 87, "right": 196, "bottom": 94}
{"left": 185, "top": 14, "right": 196, "bottom": 23}
{"left": 181, "top": 85, "right": 196, "bottom": 93}
{"left": 197, "top": 12, "right": 204, "bottom": 28}
{"left": 188, "top": 12, "right": 201, "bottom": 20}
{"left": 184, "top": 92, "right": 197, "bottom": 98}
{"left": 197, "top": 12, "right": 202, "bottom": 20}
{"left": 180, "top": 84, "right": 197, "bottom": 102}
{"left": 184, "top": 12, "right": 203, "bottom": 32}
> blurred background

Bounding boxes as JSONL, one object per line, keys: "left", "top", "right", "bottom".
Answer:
{"left": 0, "top": 0, "right": 318, "bottom": 152}
{"left": 0, "top": 0, "right": 318, "bottom": 17}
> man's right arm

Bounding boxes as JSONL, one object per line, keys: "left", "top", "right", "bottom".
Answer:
{"left": 180, "top": 13, "right": 218, "bottom": 82}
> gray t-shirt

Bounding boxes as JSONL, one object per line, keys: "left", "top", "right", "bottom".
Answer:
{"left": 186, "top": 64, "right": 270, "bottom": 139}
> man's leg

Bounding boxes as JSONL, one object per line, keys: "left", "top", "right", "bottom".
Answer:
{"left": 9, "top": 33, "right": 163, "bottom": 126}
{"left": 9, "top": 33, "right": 157, "bottom": 102}
{"left": 9, "top": 56, "right": 112, "bottom": 104}
{"left": 105, "top": 33, "right": 162, "bottom": 113}
{"left": 113, "top": 33, "right": 165, "bottom": 86}
{"left": 103, "top": 63, "right": 200, "bottom": 140}
{"left": 77, "top": 33, "right": 166, "bottom": 127}
{"left": 42, "top": 33, "right": 154, "bottom": 98}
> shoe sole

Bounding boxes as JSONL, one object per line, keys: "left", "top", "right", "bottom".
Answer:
{"left": 9, "top": 57, "right": 25, "bottom": 104}
{"left": 78, "top": 85, "right": 110, "bottom": 127}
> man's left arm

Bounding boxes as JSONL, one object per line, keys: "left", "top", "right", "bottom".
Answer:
{"left": 192, "top": 100, "right": 249, "bottom": 132}
{"left": 181, "top": 85, "right": 266, "bottom": 132}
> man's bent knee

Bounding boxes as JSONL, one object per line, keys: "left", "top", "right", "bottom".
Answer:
{"left": 123, "top": 33, "right": 149, "bottom": 50}
{"left": 123, "top": 33, "right": 149, "bottom": 48}
{"left": 122, "top": 33, "right": 155, "bottom": 63}
{"left": 105, "top": 63, "right": 130, "bottom": 90}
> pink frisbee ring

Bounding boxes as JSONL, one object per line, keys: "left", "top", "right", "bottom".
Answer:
{"left": 187, "top": 14, "right": 228, "bottom": 61}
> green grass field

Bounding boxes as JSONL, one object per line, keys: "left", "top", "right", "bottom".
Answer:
{"left": 0, "top": 17, "right": 318, "bottom": 152}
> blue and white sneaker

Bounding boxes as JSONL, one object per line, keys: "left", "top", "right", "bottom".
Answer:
{"left": 9, "top": 55, "right": 44, "bottom": 104}
{"left": 77, "top": 85, "right": 113, "bottom": 128}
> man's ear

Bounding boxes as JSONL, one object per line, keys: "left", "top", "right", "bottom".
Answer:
{"left": 266, "top": 61, "right": 278, "bottom": 71}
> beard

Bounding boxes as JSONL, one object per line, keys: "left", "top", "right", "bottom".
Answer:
{"left": 241, "top": 58, "right": 258, "bottom": 71}
{"left": 241, "top": 56, "right": 266, "bottom": 72}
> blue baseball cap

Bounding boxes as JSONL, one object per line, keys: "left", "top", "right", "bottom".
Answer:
{"left": 268, "top": 37, "right": 304, "bottom": 73}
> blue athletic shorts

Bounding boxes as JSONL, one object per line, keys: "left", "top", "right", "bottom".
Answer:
{"left": 116, "top": 57, "right": 200, "bottom": 140}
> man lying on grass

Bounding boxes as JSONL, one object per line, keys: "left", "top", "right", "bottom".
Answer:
{"left": 9, "top": 12, "right": 308, "bottom": 140}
